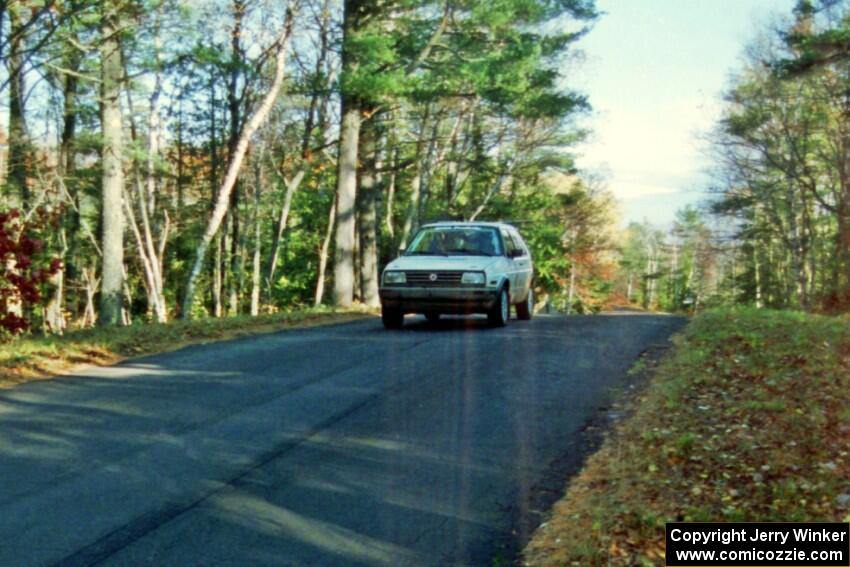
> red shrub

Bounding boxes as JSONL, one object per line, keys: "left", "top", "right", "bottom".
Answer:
{"left": 0, "top": 208, "right": 61, "bottom": 337}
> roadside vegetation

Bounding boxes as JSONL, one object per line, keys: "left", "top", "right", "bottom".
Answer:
{"left": 523, "top": 308, "right": 850, "bottom": 566}
{"left": 0, "top": 0, "right": 612, "bottom": 341}
{"left": 613, "top": 1, "right": 850, "bottom": 316}
{"left": 0, "top": 308, "right": 372, "bottom": 389}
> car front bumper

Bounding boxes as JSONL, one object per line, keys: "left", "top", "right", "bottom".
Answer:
{"left": 379, "top": 286, "right": 498, "bottom": 314}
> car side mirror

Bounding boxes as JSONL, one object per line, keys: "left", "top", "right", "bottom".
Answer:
{"left": 509, "top": 249, "right": 523, "bottom": 258}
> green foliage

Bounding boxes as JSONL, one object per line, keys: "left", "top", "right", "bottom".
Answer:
{"left": 3, "top": 0, "right": 608, "bottom": 331}
{"left": 268, "top": 180, "right": 336, "bottom": 306}
{"left": 708, "top": 1, "right": 850, "bottom": 312}
{"left": 342, "top": 28, "right": 405, "bottom": 102}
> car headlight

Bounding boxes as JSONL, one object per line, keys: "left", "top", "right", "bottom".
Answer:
{"left": 383, "top": 271, "right": 406, "bottom": 285}
{"left": 461, "top": 271, "right": 485, "bottom": 285}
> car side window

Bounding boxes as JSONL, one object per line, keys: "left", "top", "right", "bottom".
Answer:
{"left": 487, "top": 229, "right": 504, "bottom": 256}
{"left": 500, "top": 229, "right": 517, "bottom": 257}
{"left": 506, "top": 230, "right": 525, "bottom": 258}
{"left": 510, "top": 231, "right": 528, "bottom": 257}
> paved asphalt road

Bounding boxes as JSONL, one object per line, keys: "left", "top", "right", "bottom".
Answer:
{"left": 0, "top": 313, "right": 685, "bottom": 567}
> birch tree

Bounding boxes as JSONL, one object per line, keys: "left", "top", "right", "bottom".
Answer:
{"left": 181, "top": 0, "right": 297, "bottom": 318}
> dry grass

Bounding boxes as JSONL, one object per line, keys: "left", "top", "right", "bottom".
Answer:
{"left": 0, "top": 307, "right": 375, "bottom": 389}
{"left": 523, "top": 307, "right": 850, "bottom": 566}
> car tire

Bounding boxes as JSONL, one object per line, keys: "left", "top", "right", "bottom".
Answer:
{"left": 424, "top": 312, "right": 440, "bottom": 324}
{"left": 516, "top": 288, "right": 533, "bottom": 320}
{"left": 488, "top": 287, "right": 509, "bottom": 327}
{"left": 382, "top": 307, "right": 404, "bottom": 329}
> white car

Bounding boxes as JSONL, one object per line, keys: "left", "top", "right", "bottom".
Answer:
{"left": 379, "top": 222, "right": 534, "bottom": 329}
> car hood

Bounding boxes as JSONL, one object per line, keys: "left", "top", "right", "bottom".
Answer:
{"left": 384, "top": 255, "right": 500, "bottom": 272}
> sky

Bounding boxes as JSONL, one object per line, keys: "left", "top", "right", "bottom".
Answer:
{"left": 571, "top": 0, "right": 797, "bottom": 227}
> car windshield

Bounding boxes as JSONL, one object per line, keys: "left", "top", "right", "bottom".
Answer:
{"left": 405, "top": 226, "right": 503, "bottom": 257}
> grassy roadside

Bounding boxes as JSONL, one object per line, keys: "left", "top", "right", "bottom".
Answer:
{"left": 523, "top": 308, "right": 850, "bottom": 566}
{"left": 0, "top": 307, "right": 375, "bottom": 389}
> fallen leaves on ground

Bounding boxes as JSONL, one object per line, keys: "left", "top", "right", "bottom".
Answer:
{"left": 523, "top": 307, "right": 850, "bottom": 566}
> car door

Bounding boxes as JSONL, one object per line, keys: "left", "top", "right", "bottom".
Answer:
{"left": 509, "top": 229, "right": 532, "bottom": 300}
{"left": 500, "top": 228, "right": 519, "bottom": 300}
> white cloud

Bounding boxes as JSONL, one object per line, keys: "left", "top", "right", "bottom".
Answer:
{"left": 575, "top": 94, "right": 723, "bottom": 205}
{"left": 580, "top": 96, "right": 718, "bottom": 174}
{"left": 608, "top": 180, "right": 679, "bottom": 200}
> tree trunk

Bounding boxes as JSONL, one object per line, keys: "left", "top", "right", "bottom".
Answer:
{"left": 648, "top": 254, "right": 658, "bottom": 308}
{"left": 124, "top": 186, "right": 166, "bottom": 322}
{"left": 469, "top": 172, "right": 510, "bottom": 221}
{"left": 98, "top": 2, "right": 125, "bottom": 326}
{"left": 331, "top": 0, "right": 373, "bottom": 308}
{"left": 6, "top": 5, "right": 29, "bottom": 208}
{"left": 418, "top": 114, "right": 443, "bottom": 216}
{"left": 176, "top": 99, "right": 185, "bottom": 210}
{"left": 385, "top": 146, "right": 397, "bottom": 241}
{"left": 44, "top": 236, "right": 66, "bottom": 334}
{"left": 449, "top": 107, "right": 477, "bottom": 205}
{"left": 226, "top": 1, "right": 245, "bottom": 316}
{"left": 836, "top": 203, "right": 850, "bottom": 305}
{"left": 122, "top": 41, "right": 169, "bottom": 323}
{"left": 399, "top": 108, "right": 431, "bottom": 250}
{"left": 358, "top": 118, "right": 380, "bottom": 307}
{"left": 48, "top": 49, "right": 82, "bottom": 334}
{"left": 265, "top": 0, "right": 332, "bottom": 301}
{"left": 208, "top": 72, "right": 221, "bottom": 317}
{"left": 469, "top": 155, "right": 519, "bottom": 222}
{"left": 315, "top": 199, "right": 336, "bottom": 306}
{"left": 353, "top": 209, "right": 361, "bottom": 301}
{"left": 266, "top": 169, "right": 304, "bottom": 292}
{"left": 332, "top": 101, "right": 362, "bottom": 307}
{"left": 753, "top": 244, "right": 763, "bottom": 308}
{"left": 182, "top": 2, "right": 296, "bottom": 319}
{"left": 670, "top": 241, "right": 679, "bottom": 306}
{"left": 784, "top": 182, "right": 809, "bottom": 309}
{"left": 399, "top": 164, "right": 422, "bottom": 250}
{"left": 213, "top": 235, "right": 223, "bottom": 317}
{"left": 250, "top": 164, "right": 263, "bottom": 316}
{"left": 251, "top": 221, "right": 262, "bottom": 315}
{"left": 81, "top": 268, "right": 99, "bottom": 328}
{"left": 228, "top": 204, "right": 241, "bottom": 315}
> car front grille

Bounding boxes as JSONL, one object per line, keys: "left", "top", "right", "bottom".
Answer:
{"left": 403, "top": 270, "right": 465, "bottom": 287}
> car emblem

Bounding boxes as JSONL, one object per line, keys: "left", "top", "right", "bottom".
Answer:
{"left": 429, "top": 273, "right": 438, "bottom": 282}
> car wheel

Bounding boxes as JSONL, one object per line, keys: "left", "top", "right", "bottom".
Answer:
{"left": 488, "top": 287, "right": 509, "bottom": 327}
{"left": 516, "top": 288, "right": 533, "bottom": 320}
{"left": 382, "top": 307, "right": 404, "bottom": 329}
{"left": 424, "top": 312, "right": 440, "bottom": 324}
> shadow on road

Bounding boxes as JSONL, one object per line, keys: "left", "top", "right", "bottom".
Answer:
{"left": 0, "top": 313, "right": 687, "bottom": 566}
{"left": 397, "top": 315, "right": 492, "bottom": 332}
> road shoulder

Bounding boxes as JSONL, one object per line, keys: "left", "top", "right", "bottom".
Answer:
{"left": 522, "top": 308, "right": 850, "bottom": 566}
{"left": 0, "top": 309, "right": 375, "bottom": 389}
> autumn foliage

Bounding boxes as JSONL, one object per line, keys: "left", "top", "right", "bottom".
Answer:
{"left": 0, "top": 209, "right": 61, "bottom": 337}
